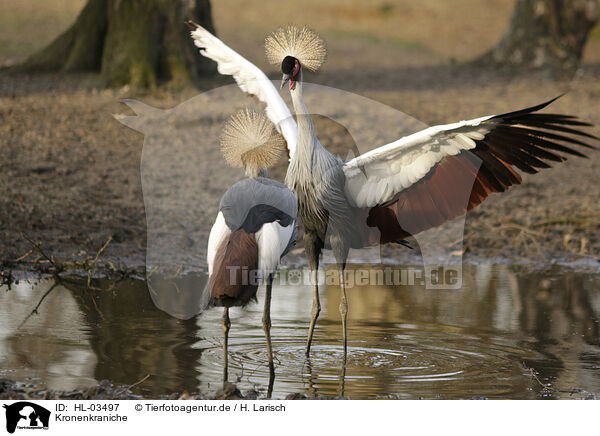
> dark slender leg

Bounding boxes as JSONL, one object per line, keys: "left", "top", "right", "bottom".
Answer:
{"left": 306, "top": 268, "right": 321, "bottom": 355}
{"left": 262, "top": 274, "right": 275, "bottom": 398}
{"left": 266, "top": 369, "right": 275, "bottom": 400}
{"left": 339, "top": 358, "right": 347, "bottom": 398}
{"left": 304, "top": 232, "right": 322, "bottom": 356}
{"left": 338, "top": 264, "right": 348, "bottom": 362}
{"left": 331, "top": 232, "right": 349, "bottom": 364}
{"left": 222, "top": 307, "right": 231, "bottom": 382}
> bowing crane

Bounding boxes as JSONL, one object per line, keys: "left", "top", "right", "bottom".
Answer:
{"left": 204, "top": 108, "right": 298, "bottom": 391}
{"left": 190, "top": 23, "right": 597, "bottom": 362}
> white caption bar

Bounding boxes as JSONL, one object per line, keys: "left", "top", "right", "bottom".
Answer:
{"left": 0, "top": 400, "right": 596, "bottom": 435}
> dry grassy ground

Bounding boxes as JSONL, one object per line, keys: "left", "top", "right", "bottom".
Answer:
{"left": 1, "top": 0, "right": 599, "bottom": 274}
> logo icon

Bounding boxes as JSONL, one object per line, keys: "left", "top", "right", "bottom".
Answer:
{"left": 2, "top": 402, "right": 50, "bottom": 433}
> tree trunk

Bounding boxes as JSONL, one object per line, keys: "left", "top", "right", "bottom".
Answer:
{"left": 19, "top": 0, "right": 216, "bottom": 88}
{"left": 477, "top": 0, "right": 598, "bottom": 77}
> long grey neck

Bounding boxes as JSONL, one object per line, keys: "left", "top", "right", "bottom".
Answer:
{"left": 289, "top": 70, "right": 323, "bottom": 163}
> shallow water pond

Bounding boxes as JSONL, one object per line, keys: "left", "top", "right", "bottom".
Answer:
{"left": 1, "top": 264, "right": 599, "bottom": 399}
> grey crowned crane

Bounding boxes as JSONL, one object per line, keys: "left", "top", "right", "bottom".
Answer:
{"left": 204, "top": 109, "right": 298, "bottom": 392}
{"left": 190, "top": 23, "right": 597, "bottom": 362}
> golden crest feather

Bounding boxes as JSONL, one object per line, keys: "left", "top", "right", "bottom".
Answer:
{"left": 220, "top": 109, "right": 285, "bottom": 171}
{"left": 265, "top": 25, "right": 327, "bottom": 71}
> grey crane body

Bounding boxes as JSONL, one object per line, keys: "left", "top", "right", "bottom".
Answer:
{"left": 284, "top": 71, "right": 364, "bottom": 258}
{"left": 208, "top": 175, "right": 298, "bottom": 308}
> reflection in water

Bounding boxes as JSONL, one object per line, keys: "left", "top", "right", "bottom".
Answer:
{"left": 0, "top": 265, "right": 599, "bottom": 399}
{"left": 0, "top": 280, "right": 97, "bottom": 391}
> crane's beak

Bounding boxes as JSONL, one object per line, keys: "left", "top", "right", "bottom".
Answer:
{"left": 280, "top": 74, "right": 290, "bottom": 90}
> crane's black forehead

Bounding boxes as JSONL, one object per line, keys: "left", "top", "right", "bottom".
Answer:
{"left": 281, "top": 56, "right": 297, "bottom": 74}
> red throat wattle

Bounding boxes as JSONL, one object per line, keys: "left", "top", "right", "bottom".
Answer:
{"left": 289, "top": 60, "right": 300, "bottom": 90}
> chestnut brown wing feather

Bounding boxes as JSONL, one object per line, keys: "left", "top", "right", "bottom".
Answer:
{"left": 208, "top": 229, "right": 259, "bottom": 307}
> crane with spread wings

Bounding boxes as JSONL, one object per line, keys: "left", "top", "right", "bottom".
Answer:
{"left": 189, "top": 23, "right": 597, "bottom": 362}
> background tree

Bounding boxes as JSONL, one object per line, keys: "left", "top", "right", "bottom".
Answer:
{"left": 477, "top": 0, "right": 598, "bottom": 77}
{"left": 18, "top": 0, "right": 215, "bottom": 88}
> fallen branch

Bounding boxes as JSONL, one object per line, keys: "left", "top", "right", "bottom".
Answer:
{"left": 127, "top": 374, "right": 151, "bottom": 390}
{"left": 87, "top": 236, "right": 113, "bottom": 288}
{"left": 14, "top": 249, "right": 33, "bottom": 262}
{"left": 7, "top": 234, "right": 140, "bottom": 286}
{"left": 21, "top": 233, "right": 63, "bottom": 274}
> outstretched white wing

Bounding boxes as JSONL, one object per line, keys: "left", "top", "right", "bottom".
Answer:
{"left": 343, "top": 115, "right": 494, "bottom": 207}
{"left": 343, "top": 98, "right": 595, "bottom": 208}
{"left": 189, "top": 23, "right": 297, "bottom": 159}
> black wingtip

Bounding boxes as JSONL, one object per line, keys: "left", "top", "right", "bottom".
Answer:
{"left": 495, "top": 94, "right": 566, "bottom": 120}
{"left": 534, "top": 94, "right": 565, "bottom": 111}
